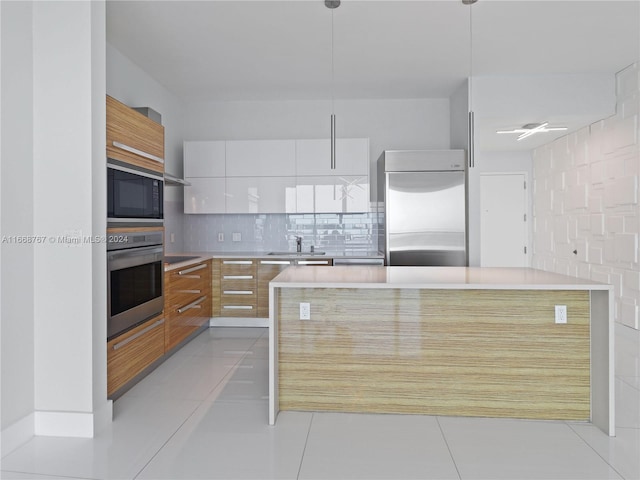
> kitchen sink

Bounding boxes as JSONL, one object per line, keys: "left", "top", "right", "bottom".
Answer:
{"left": 164, "top": 255, "right": 201, "bottom": 264}
{"left": 267, "top": 251, "right": 326, "bottom": 256}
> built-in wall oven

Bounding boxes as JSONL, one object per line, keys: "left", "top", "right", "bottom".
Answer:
{"left": 107, "top": 231, "right": 164, "bottom": 340}
{"left": 107, "top": 160, "right": 163, "bottom": 225}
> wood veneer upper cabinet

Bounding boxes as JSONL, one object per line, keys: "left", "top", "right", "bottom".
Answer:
{"left": 106, "top": 95, "right": 164, "bottom": 173}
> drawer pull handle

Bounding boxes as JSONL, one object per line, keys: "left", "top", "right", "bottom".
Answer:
{"left": 177, "top": 296, "right": 206, "bottom": 314}
{"left": 112, "top": 141, "right": 164, "bottom": 164}
{"left": 223, "top": 305, "right": 253, "bottom": 310}
{"left": 223, "top": 290, "right": 254, "bottom": 295}
{"left": 112, "top": 318, "right": 165, "bottom": 351}
{"left": 223, "top": 260, "right": 253, "bottom": 265}
{"left": 178, "top": 264, "right": 207, "bottom": 275}
{"left": 223, "top": 275, "right": 254, "bottom": 280}
{"left": 260, "top": 260, "right": 292, "bottom": 265}
{"left": 179, "top": 289, "right": 201, "bottom": 294}
{"left": 297, "top": 260, "right": 330, "bottom": 265}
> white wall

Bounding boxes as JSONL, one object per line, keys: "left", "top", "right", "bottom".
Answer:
{"left": 532, "top": 63, "right": 640, "bottom": 331}
{"left": 1, "top": 1, "right": 110, "bottom": 450}
{"left": 468, "top": 73, "right": 616, "bottom": 266}
{"left": 106, "top": 43, "right": 186, "bottom": 252}
{"left": 1, "top": 0, "right": 36, "bottom": 450}
{"left": 184, "top": 97, "right": 451, "bottom": 203}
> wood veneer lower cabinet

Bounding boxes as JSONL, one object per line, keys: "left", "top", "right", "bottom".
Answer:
{"left": 257, "top": 260, "right": 293, "bottom": 318}
{"left": 211, "top": 258, "right": 221, "bottom": 317}
{"left": 107, "top": 313, "right": 165, "bottom": 397}
{"left": 220, "top": 259, "right": 257, "bottom": 318}
{"left": 165, "top": 259, "right": 212, "bottom": 352}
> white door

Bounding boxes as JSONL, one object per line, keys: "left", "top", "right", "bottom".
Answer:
{"left": 480, "top": 173, "right": 528, "bottom": 267}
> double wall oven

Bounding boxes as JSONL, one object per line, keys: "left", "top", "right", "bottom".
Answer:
{"left": 107, "top": 159, "right": 164, "bottom": 340}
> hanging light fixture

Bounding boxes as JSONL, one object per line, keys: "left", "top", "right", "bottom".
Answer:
{"left": 325, "top": 0, "right": 340, "bottom": 169}
{"left": 464, "top": 0, "right": 478, "bottom": 168}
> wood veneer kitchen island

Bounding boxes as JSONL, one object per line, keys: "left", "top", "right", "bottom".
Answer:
{"left": 268, "top": 267, "right": 614, "bottom": 435}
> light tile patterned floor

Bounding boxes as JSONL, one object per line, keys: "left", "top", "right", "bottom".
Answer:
{"left": 2, "top": 327, "right": 639, "bottom": 480}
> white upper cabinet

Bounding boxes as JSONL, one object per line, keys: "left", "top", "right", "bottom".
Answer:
{"left": 226, "top": 140, "right": 296, "bottom": 177}
{"left": 183, "top": 141, "right": 226, "bottom": 177}
{"left": 225, "top": 177, "right": 296, "bottom": 214}
{"left": 295, "top": 138, "right": 369, "bottom": 176}
{"left": 184, "top": 177, "right": 226, "bottom": 214}
{"left": 295, "top": 176, "right": 369, "bottom": 213}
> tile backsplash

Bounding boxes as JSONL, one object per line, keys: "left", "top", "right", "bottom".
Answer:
{"left": 183, "top": 212, "right": 381, "bottom": 253}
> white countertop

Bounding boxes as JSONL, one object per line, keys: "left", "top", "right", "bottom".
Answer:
{"left": 164, "top": 250, "right": 384, "bottom": 271}
{"left": 270, "top": 266, "right": 612, "bottom": 291}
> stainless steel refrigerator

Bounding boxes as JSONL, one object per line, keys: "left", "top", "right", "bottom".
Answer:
{"left": 379, "top": 150, "right": 468, "bottom": 266}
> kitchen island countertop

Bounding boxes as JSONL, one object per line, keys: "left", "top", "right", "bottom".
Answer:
{"left": 270, "top": 266, "right": 612, "bottom": 290}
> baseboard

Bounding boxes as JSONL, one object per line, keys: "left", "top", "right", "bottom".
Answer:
{"left": 35, "top": 400, "right": 113, "bottom": 438}
{"left": 1, "top": 412, "right": 35, "bottom": 457}
{"left": 210, "top": 317, "right": 269, "bottom": 327}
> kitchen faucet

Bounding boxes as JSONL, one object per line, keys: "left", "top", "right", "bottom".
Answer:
{"left": 296, "top": 236, "right": 302, "bottom": 253}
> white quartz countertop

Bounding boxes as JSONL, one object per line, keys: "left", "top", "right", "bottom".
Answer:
{"left": 270, "top": 266, "right": 612, "bottom": 291}
{"left": 164, "top": 251, "right": 384, "bottom": 271}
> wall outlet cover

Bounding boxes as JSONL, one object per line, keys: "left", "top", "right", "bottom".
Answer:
{"left": 555, "top": 305, "right": 567, "bottom": 324}
{"left": 299, "top": 302, "right": 310, "bottom": 320}
{"left": 232, "top": 232, "right": 241, "bottom": 242}
{"left": 218, "top": 232, "right": 224, "bottom": 242}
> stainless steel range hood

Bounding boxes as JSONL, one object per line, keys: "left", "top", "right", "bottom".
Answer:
{"left": 164, "top": 172, "right": 191, "bottom": 187}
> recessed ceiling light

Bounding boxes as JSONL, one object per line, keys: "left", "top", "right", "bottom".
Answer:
{"left": 496, "top": 122, "right": 568, "bottom": 141}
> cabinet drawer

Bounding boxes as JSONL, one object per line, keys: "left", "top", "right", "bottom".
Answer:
{"left": 220, "top": 303, "right": 257, "bottom": 317}
{"left": 106, "top": 95, "right": 164, "bottom": 173}
{"left": 167, "top": 262, "right": 210, "bottom": 293}
{"left": 107, "top": 314, "right": 165, "bottom": 397}
{"left": 221, "top": 259, "right": 256, "bottom": 276}
{"left": 221, "top": 296, "right": 256, "bottom": 308}
{"left": 165, "top": 294, "right": 210, "bottom": 351}
{"left": 257, "top": 260, "right": 293, "bottom": 318}
{"left": 220, "top": 278, "right": 256, "bottom": 290}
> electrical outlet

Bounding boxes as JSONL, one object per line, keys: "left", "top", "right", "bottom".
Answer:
{"left": 299, "top": 302, "right": 311, "bottom": 320}
{"left": 170, "top": 233, "right": 175, "bottom": 243}
{"left": 232, "top": 232, "right": 241, "bottom": 242}
{"left": 218, "top": 232, "right": 224, "bottom": 242}
{"left": 555, "top": 305, "right": 567, "bottom": 324}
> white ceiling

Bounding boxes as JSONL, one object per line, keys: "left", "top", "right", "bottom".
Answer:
{"left": 106, "top": 0, "right": 640, "bottom": 151}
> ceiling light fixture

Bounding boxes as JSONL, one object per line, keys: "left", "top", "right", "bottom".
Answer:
{"left": 496, "top": 122, "right": 568, "bottom": 141}
{"left": 326, "top": 0, "right": 340, "bottom": 169}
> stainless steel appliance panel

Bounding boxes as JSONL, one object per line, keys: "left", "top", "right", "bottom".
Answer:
{"left": 107, "top": 232, "right": 164, "bottom": 340}
{"left": 381, "top": 150, "right": 467, "bottom": 266}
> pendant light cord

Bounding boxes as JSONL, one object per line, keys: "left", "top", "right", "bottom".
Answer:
{"left": 330, "top": 5, "right": 336, "bottom": 169}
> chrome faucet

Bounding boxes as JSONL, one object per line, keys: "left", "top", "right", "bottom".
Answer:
{"left": 296, "top": 236, "right": 302, "bottom": 253}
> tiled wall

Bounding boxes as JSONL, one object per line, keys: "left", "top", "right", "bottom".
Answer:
{"left": 183, "top": 212, "right": 381, "bottom": 254}
{"left": 532, "top": 63, "right": 640, "bottom": 330}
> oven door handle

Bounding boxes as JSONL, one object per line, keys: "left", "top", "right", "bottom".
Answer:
{"left": 108, "top": 245, "right": 163, "bottom": 270}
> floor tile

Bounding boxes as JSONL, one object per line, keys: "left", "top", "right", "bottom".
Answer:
{"left": 439, "top": 416, "right": 622, "bottom": 480}
{"left": 298, "top": 412, "right": 459, "bottom": 480}
{"left": 616, "top": 378, "right": 640, "bottom": 429}
{"left": 570, "top": 424, "right": 640, "bottom": 480}
{"left": 1, "top": 396, "right": 201, "bottom": 480}
{"left": 0, "top": 472, "right": 84, "bottom": 480}
{"left": 137, "top": 401, "right": 311, "bottom": 480}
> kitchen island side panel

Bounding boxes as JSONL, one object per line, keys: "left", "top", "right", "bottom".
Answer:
{"left": 277, "top": 288, "right": 591, "bottom": 421}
